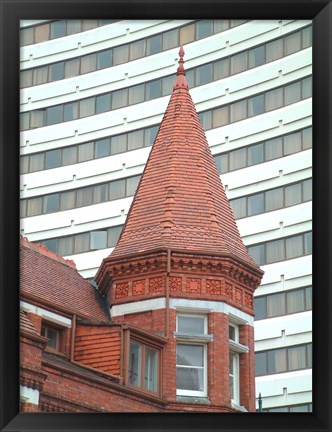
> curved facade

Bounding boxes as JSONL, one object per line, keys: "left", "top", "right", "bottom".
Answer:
{"left": 20, "top": 19, "right": 312, "bottom": 412}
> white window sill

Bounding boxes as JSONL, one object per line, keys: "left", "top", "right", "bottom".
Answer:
{"left": 174, "top": 332, "right": 213, "bottom": 342}
{"left": 231, "top": 401, "right": 248, "bottom": 412}
{"left": 176, "top": 395, "right": 210, "bottom": 404}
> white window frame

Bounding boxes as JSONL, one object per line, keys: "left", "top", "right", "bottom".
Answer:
{"left": 229, "top": 350, "right": 240, "bottom": 405}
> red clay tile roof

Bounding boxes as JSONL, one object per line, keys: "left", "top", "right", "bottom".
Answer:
{"left": 110, "top": 48, "right": 260, "bottom": 271}
{"left": 20, "top": 238, "right": 111, "bottom": 322}
{"left": 20, "top": 309, "right": 41, "bottom": 337}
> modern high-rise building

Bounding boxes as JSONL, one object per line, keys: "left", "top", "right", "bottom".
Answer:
{"left": 19, "top": 19, "right": 312, "bottom": 412}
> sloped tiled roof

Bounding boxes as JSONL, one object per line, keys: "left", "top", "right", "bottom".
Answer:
{"left": 110, "top": 47, "right": 260, "bottom": 271}
{"left": 20, "top": 238, "right": 111, "bottom": 322}
{"left": 20, "top": 308, "right": 41, "bottom": 337}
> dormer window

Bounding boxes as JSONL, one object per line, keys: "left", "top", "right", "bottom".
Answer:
{"left": 41, "top": 322, "right": 64, "bottom": 352}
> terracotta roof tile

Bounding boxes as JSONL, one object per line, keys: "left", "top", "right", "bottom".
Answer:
{"left": 20, "top": 309, "right": 41, "bottom": 337}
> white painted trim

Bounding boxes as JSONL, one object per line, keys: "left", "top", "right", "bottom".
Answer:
{"left": 20, "top": 385, "right": 39, "bottom": 405}
{"left": 20, "top": 301, "right": 72, "bottom": 327}
{"left": 110, "top": 297, "right": 254, "bottom": 325}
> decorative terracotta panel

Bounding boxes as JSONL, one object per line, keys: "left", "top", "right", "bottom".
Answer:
{"left": 132, "top": 279, "right": 145, "bottom": 296}
{"left": 186, "top": 278, "right": 202, "bottom": 293}
{"left": 235, "top": 288, "right": 243, "bottom": 303}
{"left": 115, "top": 282, "right": 129, "bottom": 299}
{"left": 225, "top": 282, "right": 233, "bottom": 300}
{"left": 244, "top": 292, "right": 253, "bottom": 308}
{"left": 149, "top": 277, "right": 163, "bottom": 293}
{"left": 206, "top": 279, "right": 222, "bottom": 295}
{"left": 170, "top": 277, "right": 182, "bottom": 293}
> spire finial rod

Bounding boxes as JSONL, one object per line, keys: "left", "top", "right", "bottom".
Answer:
{"left": 177, "top": 46, "right": 185, "bottom": 76}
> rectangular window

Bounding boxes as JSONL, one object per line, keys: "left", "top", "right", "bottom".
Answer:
{"left": 266, "top": 239, "right": 285, "bottom": 263}
{"left": 111, "top": 135, "right": 127, "bottom": 155}
{"left": 254, "top": 296, "right": 267, "bottom": 320}
{"left": 29, "top": 153, "right": 44, "bottom": 172}
{"left": 97, "top": 49, "right": 113, "bottom": 69}
{"left": 78, "top": 142, "right": 94, "bottom": 162}
{"left": 265, "top": 137, "right": 283, "bottom": 161}
{"left": 30, "top": 110, "right": 45, "bottom": 128}
{"left": 198, "top": 111, "right": 212, "bottom": 130}
{"left": 284, "top": 131, "right": 302, "bottom": 156}
{"left": 41, "top": 323, "right": 63, "bottom": 351}
{"left": 66, "top": 20, "right": 81, "bottom": 35}
{"left": 64, "top": 102, "right": 79, "bottom": 122}
{"left": 180, "top": 23, "right": 195, "bottom": 45}
{"left": 302, "top": 77, "right": 312, "bottom": 99}
{"left": 113, "top": 45, "right": 129, "bottom": 65}
{"left": 65, "top": 59, "right": 80, "bottom": 78}
{"left": 230, "top": 197, "right": 246, "bottom": 219}
{"left": 161, "top": 75, "right": 174, "bottom": 96}
{"left": 129, "top": 341, "right": 142, "bottom": 386}
{"left": 146, "top": 35, "right": 162, "bottom": 55}
{"left": 80, "top": 97, "right": 95, "bottom": 118}
{"left": 43, "top": 193, "right": 60, "bottom": 214}
{"left": 144, "top": 348, "right": 158, "bottom": 392}
{"left": 176, "top": 344, "right": 206, "bottom": 396}
{"left": 229, "top": 352, "right": 239, "bottom": 404}
{"left": 248, "top": 45, "right": 265, "bottom": 68}
{"left": 27, "top": 197, "right": 42, "bottom": 217}
{"left": 285, "top": 183, "right": 302, "bottom": 206}
{"left": 128, "top": 130, "right": 144, "bottom": 151}
{"left": 284, "top": 81, "right": 301, "bottom": 105}
{"left": 265, "top": 187, "right": 283, "bottom": 212}
{"left": 50, "top": 21, "right": 66, "bottom": 39}
{"left": 177, "top": 315, "right": 206, "bottom": 335}
{"left": 47, "top": 106, "right": 63, "bottom": 126}
{"left": 112, "top": 89, "right": 128, "bottom": 110}
{"left": 93, "top": 183, "right": 109, "bottom": 204}
{"left": 130, "top": 40, "right": 145, "bottom": 60}
{"left": 265, "top": 88, "right": 283, "bottom": 111}
{"left": 58, "top": 236, "right": 74, "bottom": 256}
{"left": 229, "top": 147, "right": 246, "bottom": 171}
{"left": 34, "top": 23, "right": 50, "bottom": 43}
{"left": 248, "top": 244, "right": 265, "bottom": 266}
{"left": 74, "top": 233, "right": 90, "bottom": 254}
{"left": 146, "top": 80, "right": 161, "bottom": 100}
{"left": 302, "top": 127, "right": 312, "bottom": 150}
{"left": 196, "top": 20, "right": 213, "bottom": 39}
{"left": 196, "top": 64, "right": 212, "bottom": 86}
{"left": 248, "top": 193, "right": 264, "bottom": 216}
{"left": 33, "top": 66, "right": 49, "bottom": 86}
{"left": 129, "top": 84, "right": 145, "bottom": 105}
{"left": 162, "top": 29, "right": 178, "bottom": 50}
{"left": 144, "top": 126, "right": 158, "bottom": 147}
{"left": 109, "top": 179, "right": 126, "bottom": 200}
{"left": 248, "top": 143, "right": 264, "bottom": 166}
{"left": 230, "top": 100, "right": 247, "bottom": 123}
{"left": 126, "top": 176, "right": 140, "bottom": 197}
{"left": 49, "top": 62, "right": 64, "bottom": 82}
{"left": 21, "top": 70, "right": 33, "bottom": 88}
{"left": 267, "top": 292, "right": 286, "bottom": 317}
{"left": 248, "top": 95, "right": 264, "bottom": 117}
{"left": 81, "top": 53, "right": 97, "bottom": 74}
{"left": 214, "top": 153, "right": 228, "bottom": 174}
{"left": 286, "top": 235, "right": 303, "bottom": 259}
{"left": 60, "top": 190, "right": 76, "bottom": 211}
{"left": 267, "top": 348, "right": 287, "bottom": 374}
{"left": 96, "top": 94, "right": 111, "bottom": 114}
{"left": 90, "top": 231, "right": 107, "bottom": 250}
{"left": 287, "top": 289, "right": 305, "bottom": 314}
{"left": 231, "top": 52, "right": 248, "bottom": 75}
{"left": 285, "top": 32, "right": 301, "bottom": 56}
{"left": 62, "top": 146, "right": 77, "bottom": 166}
{"left": 214, "top": 58, "right": 229, "bottom": 80}
{"left": 266, "top": 39, "right": 283, "bottom": 62}
{"left": 76, "top": 186, "right": 93, "bottom": 207}
{"left": 107, "top": 225, "right": 122, "bottom": 248}
{"left": 21, "top": 27, "right": 34, "bottom": 46}
{"left": 288, "top": 345, "right": 307, "bottom": 371}
{"left": 95, "top": 138, "right": 110, "bottom": 158}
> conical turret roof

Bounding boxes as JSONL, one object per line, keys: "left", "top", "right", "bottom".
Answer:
{"left": 110, "top": 47, "right": 259, "bottom": 271}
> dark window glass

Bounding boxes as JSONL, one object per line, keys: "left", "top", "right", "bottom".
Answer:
{"left": 198, "top": 111, "right": 212, "bottom": 130}
{"left": 96, "top": 94, "right": 111, "bottom": 114}
{"left": 304, "top": 232, "right": 312, "bottom": 254}
{"left": 108, "top": 225, "right": 123, "bottom": 247}
{"left": 42, "top": 238, "right": 57, "bottom": 253}
{"left": 196, "top": 64, "right": 212, "bottom": 86}
{"left": 45, "top": 149, "right": 61, "bottom": 169}
{"left": 196, "top": 20, "right": 213, "bottom": 39}
{"left": 109, "top": 179, "right": 126, "bottom": 200}
{"left": 43, "top": 193, "right": 60, "bottom": 213}
{"left": 146, "top": 35, "right": 162, "bottom": 55}
{"left": 95, "top": 138, "right": 110, "bottom": 158}
{"left": 249, "top": 45, "right": 265, "bottom": 68}
{"left": 248, "top": 193, "right": 264, "bottom": 216}
{"left": 90, "top": 231, "right": 107, "bottom": 250}
{"left": 267, "top": 349, "right": 287, "bottom": 373}
{"left": 266, "top": 239, "right": 285, "bottom": 263}
{"left": 145, "top": 126, "right": 158, "bottom": 147}
{"left": 254, "top": 297, "right": 266, "bottom": 320}
{"left": 255, "top": 352, "right": 267, "bottom": 375}
{"left": 248, "top": 95, "right": 264, "bottom": 117}
{"left": 64, "top": 102, "right": 79, "bottom": 121}
{"left": 248, "top": 143, "right": 264, "bottom": 166}
{"left": 50, "top": 21, "right": 66, "bottom": 39}
{"left": 185, "top": 69, "right": 195, "bottom": 88}
{"left": 97, "top": 49, "right": 113, "bottom": 69}
{"left": 47, "top": 105, "right": 63, "bottom": 126}
{"left": 214, "top": 58, "right": 229, "bottom": 80}
{"left": 76, "top": 186, "right": 93, "bottom": 207}
{"left": 248, "top": 244, "right": 265, "bottom": 265}
{"left": 49, "top": 62, "right": 64, "bottom": 81}
{"left": 146, "top": 80, "right": 161, "bottom": 100}
{"left": 111, "top": 135, "right": 127, "bottom": 155}
{"left": 214, "top": 154, "right": 228, "bottom": 174}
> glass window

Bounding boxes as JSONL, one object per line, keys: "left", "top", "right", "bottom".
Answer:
{"left": 27, "top": 197, "right": 42, "bottom": 217}
{"left": 64, "top": 59, "right": 79, "bottom": 78}
{"left": 20, "top": 200, "right": 27, "bottom": 218}
{"left": 249, "top": 45, "right": 265, "bottom": 68}
{"left": 20, "top": 155, "right": 29, "bottom": 175}
{"left": 285, "top": 183, "right": 302, "bottom": 206}
{"left": 266, "top": 39, "right": 283, "bottom": 62}
{"left": 231, "top": 52, "right": 248, "bottom": 74}
{"left": 129, "top": 341, "right": 142, "bottom": 386}
{"left": 144, "top": 348, "right": 158, "bottom": 392}
{"left": 248, "top": 143, "right": 264, "bottom": 166}
{"left": 268, "top": 348, "right": 287, "bottom": 374}
{"left": 130, "top": 40, "right": 145, "bottom": 60}
{"left": 30, "top": 110, "right": 45, "bottom": 128}
{"left": 47, "top": 105, "right": 63, "bottom": 126}
{"left": 302, "top": 127, "right": 312, "bottom": 150}
{"left": 129, "top": 84, "right": 145, "bottom": 105}
{"left": 180, "top": 23, "right": 195, "bottom": 45}
{"left": 196, "top": 20, "right": 213, "bottom": 39}
{"left": 127, "top": 176, "right": 140, "bottom": 196}
{"left": 49, "top": 62, "right": 64, "bottom": 81}
{"left": 176, "top": 344, "right": 205, "bottom": 393}
{"left": 29, "top": 153, "right": 44, "bottom": 172}
{"left": 214, "top": 58, "right": 229, "bottom": 80}
{"left": 304, "top": 232, "right": 312, "bottom": 254}
{"left": 196, "top": 63, "right": 212, "bottom": 86}
{"left": 287, "top": 289, "right": 305, "bottom": 314}
{"left": 230, "top": 197, "right": 246, "bottom": 219}
{"left": 76, "top": 186, "right": 93, "bottom": 207}
{"left": 45, "top": 149, "right": 61, "bottom": 169}
{"left": 162, "top": 29, "right": 178, "bottom": 50}
{"left": 288, "top": 345, "right": 306, "bottom": 371}
{"left": 267, "top": 292, "right": 285, "bottom": 317}
{"left": 303, "top": 179, "right": 312, "bottom": 202}
{"left": 144, "top": 126, "right": 158, "bottom": 147}
{"left": 185, "top": 69, "right": 195, "bottom": 88}
{"left": 286, "top": 235, "right": 303, "bottom": 259}
{"left": 64, "top": 102, "right": 79, "bottom": 121}
{"left": 90, "top": 231, "right": 107, "bottom": 250}
{"left": 95, "top": 138, "right": 110, "bottom": 158}
{"left": 62, "top": 146, "right": 77, "bottom": 166}
{"left": 33, "top": 66, "right": 48, "bottom": 85}
{"left": 198, "top": 111, "right": 212, "bottom": 130}
{"left": 96, "top": 94, "right": 111, "bottom": 114}
{"left": 214, "top": 153, "right": 228, "bottom": 174}
{"left": 66, "top": 20, "right": 81, "bottom": 35}
{"left": 213, "top": 20, "right": 230, "bottom": 32}
{"left": 93, "top": 183, "right": 109, "bottom": 204}
{"left": 302, "top": 26, "right": 312, "bottom": 49}
{"left": 20, "top": 69, "right": 33, "bottom": 88}
{"left": 43, "top": 193, "right": 60, "bottom": 214}
{"left": 107, "top": 225, "right": 122, "bottom": 247}
{"left": 81, "top": 53, "right": 97, "bottom": 74}
{"left": 285, "top": 32, "right": 301, "bottom": 56}
{"left": 50, "top": 21, "right": 66, "bottom": 39}
{"left": 113, "top": 45, "right": 129, "bottom": 65}
{"left": 128, "top": 130, "right": 144, "bottom": 151}
{"left": 305, "top": 287, "right": 312, "bottom": 310}
{"left": 146, "top": 80, "right": 161, "bottom": 100}
{"left": 265, "top": 88, "right": 283, "bottom": 111}
{"left": 229, "top": 147, "right": 246, "bottom": 170}
{"left": 146, "top": 35, "right": 162, "bottom": 55}
{"left": 78, "top": 142, "right": 94, "bottom": 162}
{"left": 265, "top": 137, "right": 283, "bottom": 161}
{"left": 284, "top": 131, "right": 302, "bottom": 156}
{"left": 74, "top": 232, "right": 90, "bottom": 254}
{"left": 161, "top": 75, "right": 174, "bottom": 96}
{"left": 255, "top": 352, "right": 267, "bottom": 376}
{"left": 248, "top": 94, "right": 264, "bottom": 117}
{"left": 248, "top": 244, "right": 265, "bottom": 265}
{"left": 97, "top": 49, "right": 113, "bottom": 69}
{"left": 80, "top": 97, "right": 95, "bottom": 118}
{"left": 109, "top": 179, "right": 126, "bottom": 200}
{"left": 284, "top": 81, "right": 301, "bottom": 105}
{"left": 177, "top": 315, "right": 205, "bottom": 334}
{"left": 302, "top": 77, "right": 312, "bottom": 99}
{"left": 111, "top": 135, "right": 127, "bottom": 155}
{"left": 230, "top": 100, "right": 247, "bottom": 122}
{"left": 307, "top": 344, "right": 312, "bottom": 368}
{"left": 112, "top": 89, "right": 128, "bottom": 109}
{"left": 266, "top": 239, "right": 284, "bottom": 263}
{"left": 60, "top": 190, "right": 76, "bottom": 211}
{"left": 248, "top": 193, "right": 264, "bottom": 216}
{"left": 42, "top": 239, "right": 57, "bottom": 253}
{"left": 34, "top": 24, "right": 50, "bottom": 43}
{"left": 20, "top": 112, "right": 30, "bottom": 131}
{"left": 229, "top": 352, "right": 239, "bottom": 403}
{"left": 254, "top": 296, "right": 267, "bottom": 320}
{"left": 20, "top": 27, "right": 34, "bottom": 46}
{"left": 82, "top": 20, "right": 99, "bottom": 31}
{"left": 265, "top": 187, "right": 283, "bottom": 211}
{"left": 230, "top": 19, "right": 247, "bottom": 27}
{"left": 58, "top": 236, "right": 74, "bottom": 256}
{"left": 41, "top": 324, "right": 61, "bottom": 349}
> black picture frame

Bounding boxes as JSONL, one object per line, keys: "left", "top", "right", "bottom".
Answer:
{"left": 1, "top": 1, "right": 331, "bottom": 431}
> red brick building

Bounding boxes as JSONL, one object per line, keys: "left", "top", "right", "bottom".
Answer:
{"left": 20, "top": 48, "right": 263, "bottom": 413}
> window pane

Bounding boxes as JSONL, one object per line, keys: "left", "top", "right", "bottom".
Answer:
{"left": 127, "top": 176, "right": 140, "bottom": 196}
{"left": 45, "top": 149, "right": 61, "bottom": 169}
{"left": 161, "top": 75, "right": 174, "bottom": 96}
{"left": 20, "top": 200, "right": 27, "bottom": 218}
{"left": 64, "top": 59, "right": 79, "bottom": 78}
{"left": 231, "top": 19, "right": 247, "bottom": 27}
{"left": 265, "top": 187, "right": 283, "bottom": 211}
{"left": 304, "top": 232, "right": 312, "bottom": 254}
{"left": 248, "top": 94, "right": 265, "bottom": 117}
{"left": 176, "top": 367, "right": 204, "bottom": 392}
{"left": 266, "top": 39, "right": 283, "bottom": 62}
{"left": 285, "top": 32, "right": 301, "bottom": 56}
{"left": 78, "top": 142, "right": 94, "bottom": 162}
{"left": 230, "top": 197, "right": 246, "bottom": 219}
{"left": 107, "top": 225, "right": 122, "bottom": 247}
{"left": 307, "top": 344, "right": 312, "bottom": 368}
{"left": 145, "top": 126, "right": 158, "bottom": 147}
{"left": 266, "top": 239, "right": 284, "bottom": 263}
{"left": 302, "top": 127, "right": 312, "bottom": 150}
{"left": 81, "top": 53, "right": 97, "bottom": 74}
{"left": 255, "top": 352, "right": 267, "bottom": 375}
{"left": 248, "top": 143, "right": 264, "bottom": 166}
{"left": 66, "top": 19, "right": 81, "bottom": 35}
{"left": 34, "top": 24, "right": 50, "bottom": 43}
{"left": 231, "top": 52, "right": 248, "bottom": 74}
{"left": 196, "top": 64, "right": 212, "bottom": 86}
{"left": 268, "top": 349, "right": 287, "bottom": 373}
{"left": 96, "top": 94, "right": 111, "bottom": 114}
{"left": 146, "top": 80, "right": 161, "bottom": 100}
{"left": 185, "top": 69, "right": 195, "bottom": 88}
{"left": 33, "top": 67, "right": 48, "bottom": 85}
{"left": 196, "top": 20, "right": 213, "bottom": 39}
{"left": 130, "top": 40, "right": 145, "bottom": 60}
{"left": 144, "top": 348, "right": 158, "bottom": 392}
{"left": 49, "top": 62, "right": 64, "bottom": 81}
{"left": 128, "top": 130, "right": 144, "bottom": 151}
{"left": 248, "top": 244, "right": 265, "bottom": 265}
{"left": 129, "top": 342, "right": 142, "bottom": 386}
{"left": 43, "top": 193, "right": 60, "bottom": 213}
{"left": 50, "top": 21, "right": 66, "bottom": 39}
{"left": 177, "top": 344, "right": 204, "bottom": 367}
{"left": 111, "top": 135, "right": 127, "bottom": 155}
{"left": 198, "top": 111, "right": 212, "bottom": 130}
{"left": 20, "top": 155, "right": 29, "bottom": 174}
{"left": 90, "top": 231, "right": 107, "bottom": 250}
{"left": 47, "top": 106, "right": 63, "bottom": 126}
{"left": 62, "top": 146, "right": 77, "bottom": 166}
{"left": 286, "top": 235, "right": 303, "bottom": 259}
{"left": 29, "top": 153, "right": 44, "bottom": 172}
{"left": 21, "top": 27, "right": 34, "bottom": 46}
{"left": 230, "top": 100, "right": 247, "bottom": 122}
{"left": 162, "top": 29, "right": 178, "bottom": 50}
{"left": 284, "top": 81, "right": 301, "bottom": 105}
{"left": 288, "top": 345, "right": 306, "bottom": 371}
{"left": 178, "top": 316, "right": 205, "bottom": 334}
{"left": 129, "top": 84, "right": 145, "bottom": 105}
{"left": 146, "top": 35, "right": 162, "bottom": 55}
{"left": 97, "top": 49, "right": 113, "bottom": 69}
{"left": 82, "top": 20, "right": 99, "bottom": 31}
{"left": 249, "top": 45, "right": 265, "bottom": 68}
{"left": 42, "top": 239, "right": 57, "bottom": 253}
{"left": 112, "top": 89, "right": 128, "bottom": 109}
{"left": 180, "top": 23, "right": 195, "bottom": 45}
{"left": 20, "top": 70, "right": 33, "bottom": 88}
{"left": 265, "top": 88, "right": 283, "bottom": 111}
{"left": 93, "top": 183, "right": 109, "bottom": 204}
{"left": 74, "top": 232, "right": 90, "bottom": 253}
{"left": 214, "top": 20, "right": 230, "bottom": 32}
{"left": 305, "top": 287, "right": 312, "bottom": 310}
{"left": 267, "top": 292, "right": 285, "bottom": 317}
{"left": 265, "top": 137, "right": 283, "bottom": 161}
{"left": 109, "top": 179, "right": 126, "bottom": 200}
{"left": 285, "top": 183, "right": 301, "bottom": 206}
{"left": 254, "top": 297, "right": 267, "bottom": 320}
{"left": 64, "top": 102, "right": 79, "bottom": 121}
{"left": 27, "top": 197, "right": 42, "bottom": 216}
{"left": 214, "top": 153, "right": 228, "bottom": 174}
{"left": 113, "top": 45, "right": 129, "bottom": 65}
{"left": 302, "top": 26, "right": 312, "bottom": 49}
{"left": 58, "top": 236, "right": 74, "bottom": 256}
{"left": 229, "top": 147, "right": 246, "bottom": 170}
{"left": 248, "top": 193, "right": 264, "bottom": 216}
{"left": 60, "top": 190, "right": 76, "bottom": 211}
{"left": 287, "top": 289, "right": 305, "bottom": 314}
{"left": 20, "top": 112, "right": 30, "bottom": 131}
{"left": 284, "top": 131, "right": 302, "bottom": 156}
{"left": 214, "top": 58, "right": 229, "bottom": 80}
{"left": 95, "top": 138, "right": 110, "bottom": 158}
{"left": 80, "top": 97, "right": 95, "bottom": 118}
{"left": 302, "top": 77, "right": 312, "bottom": 99}
{"left": 76, "top": 186, "right": 93, "bottom": 207}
